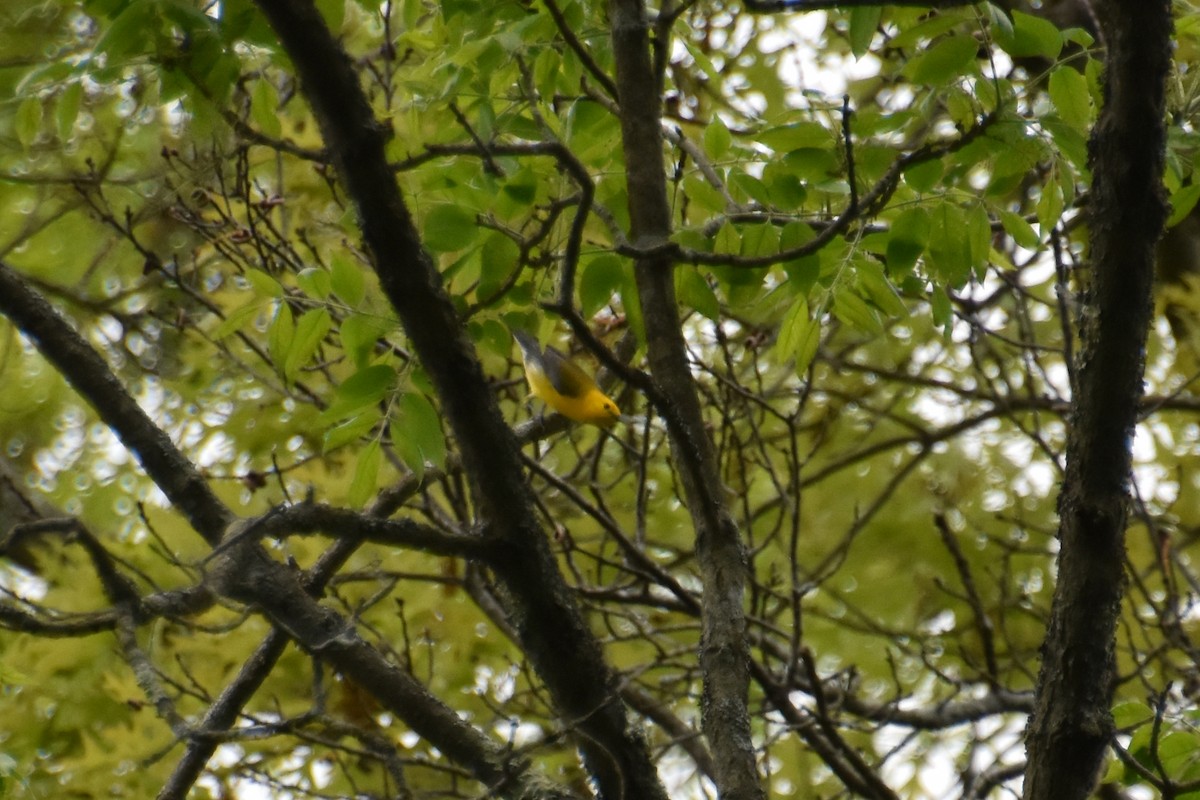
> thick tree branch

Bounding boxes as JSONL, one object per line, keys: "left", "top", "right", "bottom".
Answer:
{"left": 160, "top": 499, "right": 417, "bottom": 800}
{"left": 0, "top": 264, "right": 572, "bottom": 800}
{"left": 1023, "top": 2, "right": 1172, "bottom": 798}
{"left": 248, "top": 3, "right": 670, "bottom": 798}
{"left": 211, "top": 502, "right": 484, "bottom": 558}
{"left": 0, "top": 260, "right": 232, "bottom": 542}
{"left": 156, "top": 629, "right": 291, "bottom": 800}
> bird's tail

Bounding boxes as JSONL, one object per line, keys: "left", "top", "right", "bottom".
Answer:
{"left": 511, "top": 329, "right": 541, "bottom": 360}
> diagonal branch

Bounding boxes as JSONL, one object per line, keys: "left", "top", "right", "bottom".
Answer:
{"left": 0, "top": 260, "right": 232, "bottom": 543}
{"left": 247, "top": 3, "right": 672, "bottom": 798}
{"left": 0, "top": 262, "right": 575, "bottom": 800}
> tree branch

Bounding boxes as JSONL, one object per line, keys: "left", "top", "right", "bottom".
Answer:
{"left": 0, "top": 263, "right": 573, "bottom": 800}
{"left": 248, "top": 2, "right": 671, "bottom": 797}
{"left": 1023, "top": 2, "right": 1172, "bottom": 798}
{"left": 0, "top": 260, "right": 232, "bottom": 543}
{"left": 607, "top": 2, "right": 764, "bottom": 799}
{"left": 744, "top": 0, "right": 978, "bottom": 10}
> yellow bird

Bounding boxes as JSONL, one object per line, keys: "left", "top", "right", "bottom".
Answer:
{"left": 512, "top": 330, "right": 622, "bottom": 428}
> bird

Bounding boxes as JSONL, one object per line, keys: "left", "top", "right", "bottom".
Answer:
{"left": 512, "top": 330, "right": 622, "bottom": 428}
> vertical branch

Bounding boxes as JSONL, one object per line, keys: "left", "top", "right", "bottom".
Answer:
{"left": 1023, "top": 2, "right": 1172, "bottom": 798}
{"left": 841, "top": 95, "right": 858, "bottom": 215}
{"left": 607, "top": 2, "right": 765, "bottom": 799}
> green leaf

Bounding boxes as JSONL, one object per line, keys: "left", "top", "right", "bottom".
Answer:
{"left": 902, "top": 35, "right": 978, "bottom": 86}
{"left": 501, "top": 169, "right": 538, "bottom": 206}
{"left": 347, "top": 439, "right": 382, "bottom": 508}
{"left": 1048, "top": 66, "right": 1091, "bottom": 131}
{"left": 296, "top": 268, "right": 331, "bottom": 299}
{"left": 763, "top": 161, "right": 807, "bottom": 208}
{"left": 904, "top": 159, "right": 943, "bottom": 193}
{"left": 1157, "top": 732, "right": 1200, "bottom": 776}
{"left": 322, "top": 411, "right": 380, "bottom": 452}
{"left": 781, "top": 222, "right": 820, "bottom": 291}
{"left": 218, "top": 0, "right": 276, "bottom": 45}
{"left": 849, "top": 7, "right": 882, "bottom": 59}
{"left": 833, "top": 289, "right": 883, "bottom": 335}
{"left": 474, "top": 317, "right": 512, "bottom": 357}
{"left": 740, "top": 223, "right": 779, "bottom": 258}
{"left": 759, "top": 122, "right": 836, "bottom": 153}
{"left": 927, "top": 203, "right": 972, "bottom": 287}
{"left": 993, "top": 10, "right": 1063, "bottom": 60}
{"left": 999, "top": 210, "right": 1040, "bottom": 249}
{"left": 987, "top": 128, "right": 1048, "bottom": 180}
{"left": 423, "top": 204, "right": 478, "bottom": 253}
{"left": 683, "top": 40, "right": 720, "bottom": 79}
{"left": 245, "top": 268, "right": 284, "bottom": 298}
{"left": 15, "top": 97, "right": 42, "bottom": 149}
{"left": 704, "top": 116, "right": 733, "bottom": 161}
{"left": 985, "top": 2, "right": 1014, "bottom": 46}
{"left": 341, "top": 314, "right": 395, "bottom": 368}
{"left": 714, "top": 222, "right": 740, "bottom": 255}
{"left": 1037, "top": 175, "right": 1065, "bottom": 234}
{"left": 888, "top": 8, "right": 972, "bottom": 49}
{"left": 580, "top": 255, "right": 624, "bottom": 317}
{"left": 478, "top": 233, "right": 520, "bottom": 301}
{"left": 886, "top": 207, "right": 931, "bottom": 275}
{"left": 316, "top": 0, "right": 345, "bottom": 30}
{"left": 1062, "top": 26, "right": 1094, "bottom": 49}
{"left": 283, "top": 308, "right": 332, "bottom": 386}
{"left": 56, "top": 82, "right": 83, "bottom": 141}
{"left": 1168, "top": 183, "right": 1200, "bottom": 228}
{"left": 967, "top": 203, "right": 992, "bottom": 280}
{"left": 212, "top": 299, "right": 264, "bottom": 339}
{"left": 677, "top": 269, "right": 720, "bottom": 321}
{"left": 319, "top": 364, "right": 397, "bottom": 423}
{"left": 565, "top": 100, "right": 619, "bottom": 160}
{"left": 250, "top": 77, "right": 282, "bottom": 138}
{"left": 1042, "top": 118, "right": 1089, "bottom": 175}
{"left": 391, "top": 421, "right": 425, "bottom": 484}
{"left": 1112, "top": 701, "right": 1153, "bottom": 730}
{"left": 931, "top": 285, "right": 953, "bottom": 334}
{"left": 731, "top": 171, "right": 773, "bottom": 207}
{"left": 1086, "top": 57, "right": 1104, "bottom": 108}
{"left": 856, "top": 259, "right": 908, "bottom": 318}
{"left": 777, "top": 297, "right": 810, "bottom": 358}
{"left": 781, "top": 148, "right": 838, "bottom": 182}
{"left": 391, "top": 392, "right": 446, "bottom": 479}
{"left": 268, "top": 302, "right": 295, "bottom": 374}
{"left": 619, "top": 271, "right": 645, "bottom": 345}
{"left": 775, "top": 296, "right": 820, "bottom": 373}
{"left": 330, "top": 255, "right": 366, "bottom": 307}
{"left": 945, "top": 86, "right": 977, "bottom": 128}
{"left": 94, "top": 0, "right": 157, "bottom": 60}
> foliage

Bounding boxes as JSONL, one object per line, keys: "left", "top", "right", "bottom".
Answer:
{"left": 0, "top": 0, "right": 1197, "bottom": 798}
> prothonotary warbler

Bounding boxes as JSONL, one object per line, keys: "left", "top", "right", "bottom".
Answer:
{"left": 512, "top": 330, "right": 622, "bottom": 428}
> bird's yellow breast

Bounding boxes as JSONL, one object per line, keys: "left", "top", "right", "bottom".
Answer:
{"left": 526, "top": 367, "right": 621, "bottom": 427}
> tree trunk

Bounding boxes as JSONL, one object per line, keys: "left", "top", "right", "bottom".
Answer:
{"left": 1023, "top": 2, "right": 1172, "bottom": 798}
